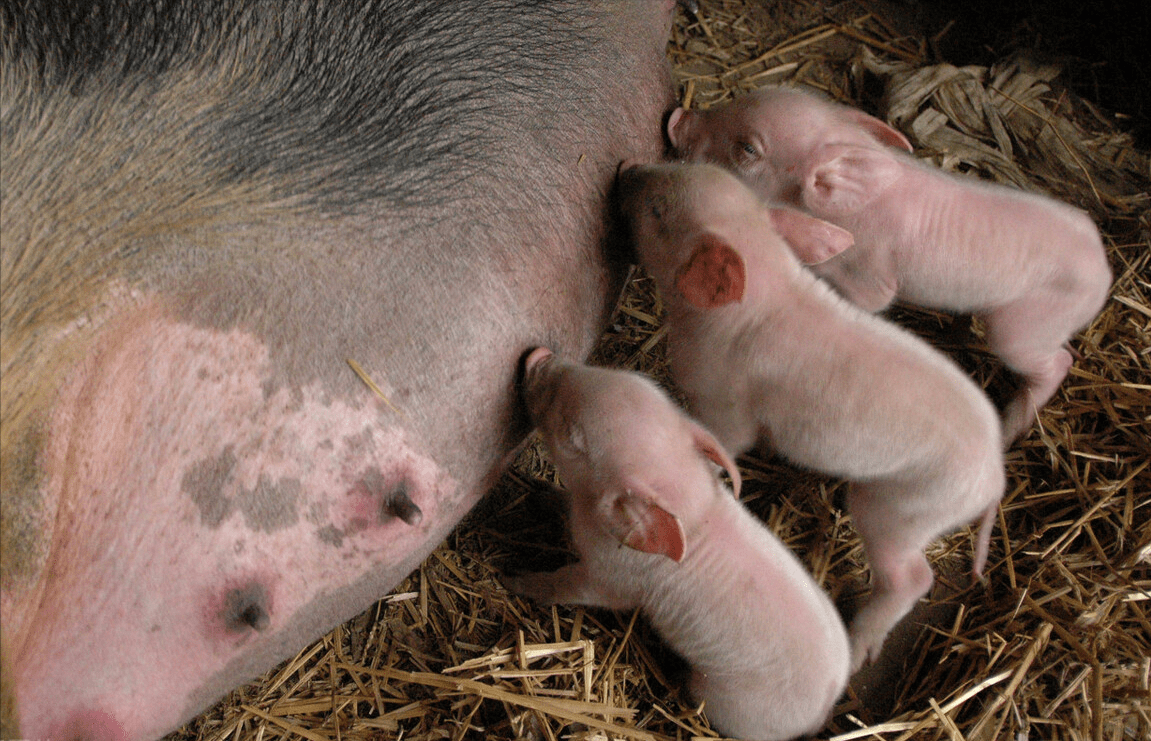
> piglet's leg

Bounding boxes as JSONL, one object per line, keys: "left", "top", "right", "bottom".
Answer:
{"left": 847, "top": 549, "right": 933, "bottom": 673}
{"left": 502, "top": 563, "right": 635, "bottom": 611}
{"left": 999, "top": 347, "right": 1074, "bottom": 443}
{"left": 845, "top": 484, "right": 934, "bottom": 673}
{"left": 983, "top": 304, "right": 1078, "bottom": 443}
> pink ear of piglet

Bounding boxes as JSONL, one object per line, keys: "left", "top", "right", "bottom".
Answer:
{"left": 768, "top": 207, "right": 855, "bottom": 265}
{"left": 666, "top": 107, "right": 690, "bottom": 149}
{"left": 800, "top": 144, "right": 904, "bottom": 218}
{"left": 674, "top": 234, "right": 747, "bottom": 309}
{"left": 690, "top": 421, "right": 741, "bottom": 497}
{"left": 844, "top": 108, "right": 913, "bottom": 153}
{"left": 608, "top": 485, "right": 687, "bottom": 562}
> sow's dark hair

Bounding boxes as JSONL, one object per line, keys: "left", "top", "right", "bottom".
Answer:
{"left": 1, "top": 0, "right": 605, "bottom": 212}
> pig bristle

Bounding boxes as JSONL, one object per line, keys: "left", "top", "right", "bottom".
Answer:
{"left": 166, "top": 2, "right": 1149, "bottom": 740}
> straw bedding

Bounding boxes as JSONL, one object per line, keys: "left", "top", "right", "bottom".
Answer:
{"left": 170, "top": 2, "right": 1149, "bottom": 739}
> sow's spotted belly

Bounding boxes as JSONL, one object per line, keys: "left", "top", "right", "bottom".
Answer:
{"left": 7, "top": 289, "right": 464, "bottom": 739}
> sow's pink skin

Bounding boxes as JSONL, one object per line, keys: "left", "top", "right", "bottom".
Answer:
{"left": 616, "top": 162, "right": 1006, "bottom": 671}
{"left": 667, "top": 85, "right": 1112, "bottom": 443}
{"left": 507, "top": 348, "right": 849, "bottom": 740}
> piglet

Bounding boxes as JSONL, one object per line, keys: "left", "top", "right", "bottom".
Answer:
{"left": 506, "top": 347, "right": 850, "bottom": 741}
{"left": 616, "top": 162, "right": 1005, "bottom": 671}
{"left": 667, "top": 85, "right": 1112, "bottom": 442}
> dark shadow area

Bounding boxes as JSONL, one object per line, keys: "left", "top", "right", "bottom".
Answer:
{"left": 913, "top": 0, "right": 1150, "bottom": 146}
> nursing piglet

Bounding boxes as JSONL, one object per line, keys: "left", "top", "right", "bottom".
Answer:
{"left": 667, "top": 85, "right": 1112, "bottom": 442}
{"left": 506, "top": 348, "right": 849, "bottom": 741}
{"left": 616, "top": 162, "right": 1005, "bottom": 671}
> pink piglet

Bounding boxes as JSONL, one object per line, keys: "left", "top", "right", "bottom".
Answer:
{"left": 668, "top": 85, "right": 1112, "bottom": 442}
{"left": 506, "top": 347, "right": 849, "bottom": 741}
{"left": 617, "top": 162, "right": 1005, "bottom": 671}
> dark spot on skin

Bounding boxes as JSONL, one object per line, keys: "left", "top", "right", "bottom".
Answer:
{"left": 382, "top": 482, "right": 423, "bottom": 526}
{"left": 182, "top": 447, "right": 300, "bottom": 532}
{"left": 306, "top": 501, "right": 329, "bottom": 525}
{"left": 258, "top": 380, "right": 305, "bottom": 413}
{"left": 236, "top": 475, "right": 301, "bottom": 533}
{"left": 197, "top": 366, "right": 209, "bottom": 381}
{"left": 316, "top": 524, "right": 345, "bottom": 547}
{"left": 342, "top": 428, "right": 374, "bottom": 455}
{"left": 223, "top": 583, "right": 270, "bottom": 633}
{"left": 287, "top": 385, "right": 306, "bottom": 412}
{"left": 182, "top": 446, "right": 238, "bottom": 528}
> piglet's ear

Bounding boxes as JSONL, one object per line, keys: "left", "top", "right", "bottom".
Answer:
{"left": 768, "top": 207, "right": 854, "bottom": 265}
{"left": 607, "top": 489, "right": 687, "bottom": 562}
{"left": 802, "top": 143, "right": 903, "bottom": 218}
{"left": 674, "top": 234, "right": 746, "bottom": 309}
{"left": 689, "top": 421, "right": 742, "bottom": 498}
{"left": 845, "top": 109, "right": 913, "bottom": 153}
{"left": 666, "top": 107, "right": 689, "bottom": 149}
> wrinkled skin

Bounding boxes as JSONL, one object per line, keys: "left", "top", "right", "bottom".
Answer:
{"left": 668, "top": 85, "right": 1113, "bottom": 442}
{"left": 0, "top": 2, "right": 680, "bottom": 737}
{"left": 616, "top": 162, "right": 1006, "bottom": 671}
{"left": 508, "top": 349, "right": 849, "bottom": 741}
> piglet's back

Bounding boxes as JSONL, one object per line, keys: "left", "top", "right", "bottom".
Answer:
{"left": 645, "top": 487, "right": 850, "bottom": 740}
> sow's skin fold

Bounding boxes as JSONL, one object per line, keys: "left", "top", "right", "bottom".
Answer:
{"left": 0, "top": 1, "right": 682, "bottom": 738}
{"left": 616, "top": 162, "right": 1006, "bottom": 672}
{"left": 667, "top": 85, "right": 1113, "bottom": 443}
{"left": 507, "top": 349, "right": 850, "bottom": 741}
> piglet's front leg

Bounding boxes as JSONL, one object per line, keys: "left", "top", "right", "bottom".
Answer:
{"left": 503, "top": 562, "right": 638, "bottom": 611}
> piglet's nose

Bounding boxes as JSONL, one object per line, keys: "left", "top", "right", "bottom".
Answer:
{"left": 53, "top": 709, "right": 129, "bottom": 741}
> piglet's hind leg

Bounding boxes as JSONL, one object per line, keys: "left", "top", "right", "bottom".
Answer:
{"left": 983, "top": 296, "right": 1087, "bottom": 443}
{"left": 846, "top": 483, "right": 936, "bottom": 673}
{"left": 847, "top": 546, "right": 933, "bottom": 673}
{"left": 999, "top": 346, "right": 1074, "bottom": 444}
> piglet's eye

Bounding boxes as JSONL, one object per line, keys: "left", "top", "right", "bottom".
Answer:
{"left": 741, "top": 142, "right": 757, "bottom": 155}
